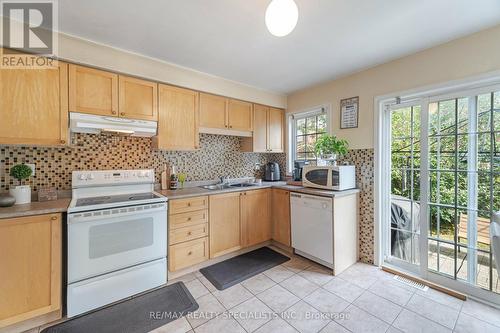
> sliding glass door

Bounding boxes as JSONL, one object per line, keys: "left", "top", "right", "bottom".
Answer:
{"left": 384, "top": 84, "right": 500, "bottom": 300}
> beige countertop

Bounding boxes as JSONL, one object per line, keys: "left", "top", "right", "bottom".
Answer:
{"left": 0, "top": 198, "right": 71, "bottom": 219}
{"left": 158, "top": 181, "right": 360, "bottom": 200}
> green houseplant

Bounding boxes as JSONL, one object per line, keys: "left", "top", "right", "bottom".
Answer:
{"left": 9, "top": 164, "right": 33, "bottom": 204}
{"left": 314, "top": 134, "right": 349, "bottom": 165}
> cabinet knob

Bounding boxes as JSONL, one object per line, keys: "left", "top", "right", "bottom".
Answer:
{"left": 112, "top": 111, "right": 117, "bottom": 115}
{"left": 187, "top": 217, "right": 191, "bottom": 221}
{"left": 187, "top": 203, "right": 191, "bottom": 207}
{"left": 51, "top": 216, "right": 57, "bottom": 220}
{"left": 188, "top": 251, "right": 192, "bottom": 255}
{"left": 187, "top": 231, "right": 192, "bottom": 236}
{"left": 229, "top": 125, "right": 232, "bottom": 128}
{"left": 120, "top": 112, "right": 125, "bottom": 116}
{"left": 60, "top": 140, "right": 65, "bottom": 144}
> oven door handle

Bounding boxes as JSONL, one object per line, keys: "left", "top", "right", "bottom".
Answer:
{"left": 68, "top": 204, "right": 167, "bottom": 224}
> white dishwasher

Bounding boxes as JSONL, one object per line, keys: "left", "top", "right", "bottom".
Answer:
{"left": 291, "top": 193, "right": 333, "bottom": 267}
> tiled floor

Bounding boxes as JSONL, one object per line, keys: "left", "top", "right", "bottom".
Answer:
{"left": 156, "top": 248, "right": 500, "bottom": 333}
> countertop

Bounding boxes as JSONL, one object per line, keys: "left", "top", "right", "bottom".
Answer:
{"left": 0, "top": 198, "right": 71, "bottom": 219}
{"left": 158, "top": 181, "right": 360, "bottom": 200}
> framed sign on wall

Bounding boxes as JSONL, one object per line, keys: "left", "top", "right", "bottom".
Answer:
{"left": 340, "top": 96, "right": 359, "bottom": 129}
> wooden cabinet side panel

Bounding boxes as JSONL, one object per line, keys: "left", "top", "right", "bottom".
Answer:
{"left": 333, "top": 194, "right": 359, "bottom": 274}
{"left": 209, "top": 192, "right": 241, "bottom": 258}
{"left": 0, "top": 214, "right": 61, "bottom": 328}
{"left": 271, "top": 189, "right": 291, "bottom": 246}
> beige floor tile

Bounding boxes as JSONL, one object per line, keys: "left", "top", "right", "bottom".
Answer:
{"left": 337, "top": 266, "right": 379, "bottom": 289}
{"left": 319, "top": 321, "right": 350, "bottom": 333}
{"left": 168, "top": 273, "right": 198, "bottom": 285}
{"left": 186, "top": 293, "right": 225, "bottom": 328}
{"left": 298, "top": 266, "right": 335, "bottom": 286}
{"left": 256, "top": 284, "right": 300, "bottom": 313}
{"left": 283, "top": 301, "right": 331, "bottom": 333}
{"left": 392, "top": 309, "right": 451, "bottom": 333}
{"left": 415, "top": 287, "right": 463, "bottom": 310}
{"left": 212, "top": 284, "right": 253, "bottom": 309}
{"left": 303, "top": 288, "right": 349, "bottom": 314}
{"left": 241, "top": 273, "right": 276, "bottom": 295}
{"left": 353, "top": 290, "right": 402, "bottom": 324}
{"left": 405, "top": 294, "right": 459, "bottom": 329}
{"left": 185, "top": 278, "right": 210, "bottom": 299}
{"left": 368, "top": 280, "right": 414, "bottom": 306}
{"left": 193, "top": 313, "right": 245, "bottom": 333}
{"left": 254, "top": 317, "right": 298, "bottom": 333}
{"left": 334, "top": 304, "right": 389, "bottom": 333}
{"left": 150, "top": 317, "right": 192, "bottom": 333}
{"left": 263, "top": 265, "right": 295, "bottom": 283}
{"left": 461, "top": 299, "right": 500, "bottom": 327}
{"left": 230, "top": 297, "right": 273, "bottom": 332}
{"left": 197, "top": 274, "right": 217, "bottom": 293}
{"left": 280, "top": 274, "right": 319, "bottom": 299}
{"left": 454, "top": 313, "right": 500, "bottom": 333}
{"left": 322, "top": 277, "right": 364, "bottom": 302}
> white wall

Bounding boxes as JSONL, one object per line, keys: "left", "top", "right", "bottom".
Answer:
{"left": 287, "top": 24, "right": 500, "bottom": 149}
{"left": 58, "top": 33, "right": 287, "bottom": 108}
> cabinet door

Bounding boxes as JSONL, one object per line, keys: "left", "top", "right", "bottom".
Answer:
{"left": 268, "top": 107, "right": 284, "bottom": 152}
{"left": 199, "top": 93, "right": 227, "bottom": 129}
{"left": 209, "top": 192, "right": 241, "bottom": 258}
{"left": 227, "top": 99, "right": 253, "bottom": 131}
{"left": 272, "top": 189, "right": 291, "bottom": 246}
{"left": 241, "top": 189, "right": 271, "bottom": 247}
{"left": 0, "top": 214, "right": 61, "bottom": 328}
{"left": 252, "top": 104, "right": 268, "bottom": 152}
{"left": 0, "top": 61, "right": 68, "bottom": 146}
{"left": 119, "top": 76, "right": 158, "bottom": 121}
{"left": 69, "top": 65, "right": 118, "bottom": 116}
{"left": 155, "top": 84, "right": 199, "bottom": 150}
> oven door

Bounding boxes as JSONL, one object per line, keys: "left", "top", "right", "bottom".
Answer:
{"left": 302, "top": 167, "right": 332, "bottom": 189}
{"left": 68, "top": 203, "right": 167, "bottom": 283}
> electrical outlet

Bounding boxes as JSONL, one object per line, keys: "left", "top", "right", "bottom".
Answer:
{"left": 26, "top": 163, "right": 35, "bottom": 176}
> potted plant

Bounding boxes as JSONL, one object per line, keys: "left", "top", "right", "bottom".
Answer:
{"left": 9, "top": 164, "right": 33, "bottom": 204}
{"left": 314, "top": 134, "right": 349, "bottom": 166}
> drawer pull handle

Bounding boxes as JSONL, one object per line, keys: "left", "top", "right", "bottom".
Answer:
{"left": 187, "top": 203, "right": 191, "bottom": 207}
{"left": 187, "top": 217, "right": 191, "bottom": 221}
{"left": 188, "top": 251, "right": 192, "bottom": 255}
{"left": 50, "top": 216, "right": 57, "bottom": 220}
{"left": 120, "top": 112, "right": 125, "bottom": 116}
{"left": 187, "top": 231, "right": 192, "bottom": 235}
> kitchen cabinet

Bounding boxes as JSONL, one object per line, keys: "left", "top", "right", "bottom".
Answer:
{"left": 241, "top": 105, "right": 284, "bottom": 153}
{"left": 168, "top": 196, "right": 209, "bottom": 272}
{"left": 199, "top": 93, "right": 253, "bottom": 135}
{"left": 209, "top": 192, "right": 242, "bottom": 258}
{"left": 271, "top": 189, "right": 291, "bottom": 247}
{"left": 118, "top": 76, "right": 158, "bottom": 121}
{"left": 0, "top": 61, "right": 68, "bottom": 146}
{"left": 69, "top": 64, "right": 158, "bottom": 121}
{"left": 69, "top": 64, "right": 118, "bottom": 117}
{"left": 0, "top": 214, "right": 61, "bottom": 330}
{"left": 154, "top": 84, "right": 199, "bottom": 150}
{"left": 241, "top": 189, "right": 271, "bottom": 247}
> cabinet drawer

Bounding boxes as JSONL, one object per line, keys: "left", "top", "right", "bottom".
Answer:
{"left": 169, "top": 196, "right": 208, "bottom": 214}
{"left": 169, "top": 223, "right": 208, "bottom": 245}
{"left": 169, "top": 209, "right": 208, "bottom": 229}
{"left": 169, "top": 237, "right": 209, "bottom": 272}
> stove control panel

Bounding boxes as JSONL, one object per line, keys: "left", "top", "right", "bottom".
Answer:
{"left": 72, "top": 169, "right": 155, "bottom": 187}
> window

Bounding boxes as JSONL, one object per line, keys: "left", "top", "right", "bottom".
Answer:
{"left": 290, "top": 108, "right": 328, "bottom": 168}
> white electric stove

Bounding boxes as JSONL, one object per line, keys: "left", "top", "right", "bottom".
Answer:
{"left": 67, "top": 169, "right": 167, "bottom": 317}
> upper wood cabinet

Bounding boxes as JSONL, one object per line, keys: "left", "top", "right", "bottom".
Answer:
{"left": 153, "top": 84, "right": 199, "bottom": 150}
{"left": 69, "top": 65, "right": 118, "bottom": 116}
{"left": 209, "top": 192, "right": 242, "bottom": 258}
{"left": 119, "top": 76, "right": 158, "bottom": 121}
{"left": 0, "top": 214, "right": 61, "bottom": 329}
{"left": 199, "top": 93, "right": 227, "bottom": 129}
{"left": 69, "top": 64, "right": 158, "bottom": 121}
{"left": 271, "top": 189, "right": 291, "bottom": 247}
{"left": 241, "top": 105, "right": 284, "bottom": 153}
{"left": 241, "top": 189, "right": 271, "bottom": 247}
{"left": 227, "top": 99, "right": 253, "bottom": 131}
{"left": 199, "top": 93, "right": 253, "bottom": 134}
{"left": 0, "top": 61, "right": 68, "bottom": 146}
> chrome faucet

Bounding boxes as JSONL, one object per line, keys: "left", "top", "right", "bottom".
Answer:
{"left": 219, "top": 175, "right": 229, "bottom": 184}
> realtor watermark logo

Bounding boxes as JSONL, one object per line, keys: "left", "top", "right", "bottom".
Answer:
{"left": 1, "top": 0, "right": 58, "bottom": 68}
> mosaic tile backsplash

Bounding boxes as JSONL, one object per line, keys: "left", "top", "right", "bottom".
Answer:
{"left": 0, "top": 133, "right": 285, "bottom": 192}
{"left": 0, "top": 135, "right": 374, "bottom": 264}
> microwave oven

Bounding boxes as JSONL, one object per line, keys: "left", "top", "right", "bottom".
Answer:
{"left": 302, "top": 165, "right": 356, "bottom": 191}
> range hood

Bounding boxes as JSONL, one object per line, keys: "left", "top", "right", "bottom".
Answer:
{"left": 70, "top": 112, "right": 157, "bottom": 137}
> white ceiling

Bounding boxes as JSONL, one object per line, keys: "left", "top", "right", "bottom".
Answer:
{"left": 59, "top": 0, "right": 500, "bottom": 94}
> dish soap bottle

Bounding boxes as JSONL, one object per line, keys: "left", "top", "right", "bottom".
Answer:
{"left": 169, "top": 166, "right": 178, "bottom": 190}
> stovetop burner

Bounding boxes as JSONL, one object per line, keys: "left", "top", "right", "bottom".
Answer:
{"left": 75, "top": 192, "right": 162, "bottom": 207}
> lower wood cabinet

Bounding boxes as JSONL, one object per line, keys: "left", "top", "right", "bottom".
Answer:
{"left": 169, "top": 237, "right": 209, "bottom": 272}
{"left": 271, "top": 189, "right": 291, "bottom": 246}
{"left": 241, "top": 189, "right": 271, "bottom": 247}
{"left": 0, "top": 214, "right": 61, "bottom": 330}
{"left": 209, "top": 192, "right": 242, "bottom": 258}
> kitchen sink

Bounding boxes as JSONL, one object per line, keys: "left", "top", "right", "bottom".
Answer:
{"left": 228, "top": 183, "right": 256, "bottom": 188}
{"left": 200, "top": 182, "right": 257, "bottom": 190}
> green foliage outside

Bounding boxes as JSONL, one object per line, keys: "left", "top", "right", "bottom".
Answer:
{"left": 391, "top": 93, "right": 500, "bottom": 244}
{"left": 314, "top": 134, "right": 349, "bottom": 158}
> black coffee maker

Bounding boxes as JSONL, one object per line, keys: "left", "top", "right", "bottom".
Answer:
{"left": 292, "top": 160, "right": 308, "bottom": 181}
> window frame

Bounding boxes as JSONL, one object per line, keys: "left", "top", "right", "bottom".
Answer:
{"left": 287, "top": 105, "right": 331, "bottom": 173}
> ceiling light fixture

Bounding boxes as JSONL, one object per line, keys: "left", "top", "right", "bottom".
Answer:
{"left": 265, "top": 0, "right": 298, "bottom": 37}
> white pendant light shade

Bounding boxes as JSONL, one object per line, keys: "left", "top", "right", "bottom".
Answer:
{"left": 265, "top": 0, "right": 298, "bottom": 37}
